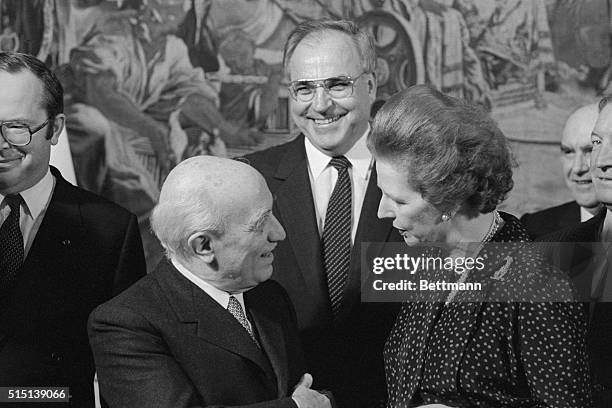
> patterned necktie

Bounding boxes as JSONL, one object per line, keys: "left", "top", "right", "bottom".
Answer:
{"left": 0, "top": 194, "right": 24, "bottom": 295}
{"left": 227, "top": 295, "right": 260, "bottom": 348}
{"left": 322, "top": 156, "right": 352, "bottom": 319}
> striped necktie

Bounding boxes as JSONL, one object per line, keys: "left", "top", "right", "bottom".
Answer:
{"left": 322, "top": 156, "right": 352, "bottom": 319}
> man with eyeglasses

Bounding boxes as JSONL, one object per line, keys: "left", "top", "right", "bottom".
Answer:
{"left": 247, "top": 19, "right": 401, "bottom": 408}
{"left": 0, "top": 52, "right": 145, "bottom": 407}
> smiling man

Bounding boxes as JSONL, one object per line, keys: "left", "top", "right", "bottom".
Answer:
{"left": 89, "top": 156, "right": 332, "bottom": 408}
{"left": 521, "top": 103, "right": 602, "bottom": 238}
{"left": 0, "top": 52, "right": 145, "bottom": 407}
{"left": 540, "top": 94, "right": 612, "bottom": 407}
{"left": 246, "top": 19, "right": 401, "bottom": 408}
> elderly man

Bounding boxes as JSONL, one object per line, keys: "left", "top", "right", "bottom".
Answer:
{"left": 246, "top": 19, "right": 401, "bottom": 408}
{"left": 89, "top": 156, "right": 332, "bottom": 408}
{"left": 542, "top": 95, "right": 612, "bottom": 407}
{"left": 521, "top": 103, "right": 602, "bottom": 238}
{"left": 0, "top": 52, "right": 145, "bottom": 407}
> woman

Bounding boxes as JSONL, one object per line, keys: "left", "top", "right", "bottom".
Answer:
{"left": 368, "top": 85, "right": 591, "bottom": 407}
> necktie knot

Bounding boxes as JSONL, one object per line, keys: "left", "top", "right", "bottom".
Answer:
{"left": 329, "top": 156, "right": 351, "bottom": 172}
{"left": 4, "top": 194, "right": 21, "bottom": 212}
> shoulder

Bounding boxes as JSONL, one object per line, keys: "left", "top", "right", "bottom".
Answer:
{"left": 520, "top": 202, "right": 580, "bottom": 239}
{"left": 97, "top": 270, "right": 158, "bottom": 310}
{"left": 90, "top": 268, "right": 163, "bottom": 328}
{"left": 244, "top": 136, "right": 303, "bottom": 175}
{"left": 52, "top": 168, "right": 136, "bottom": 224}
{"left": 539, "top": 207, "right": 606, "bottom": 242}
{"left": 521, "top": 201, "right": 578, "bottom": 222}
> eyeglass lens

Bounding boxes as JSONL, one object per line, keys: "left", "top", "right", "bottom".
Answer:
{"left": 291, "top": 76, "right": 354, "bottom": 101}
{"left": 1, "top": 124, "right": 32, "bottom": 146}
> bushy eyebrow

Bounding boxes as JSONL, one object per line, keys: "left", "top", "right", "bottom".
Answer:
{"left": 246, "top": 209, "right": 272, "bottom": 232}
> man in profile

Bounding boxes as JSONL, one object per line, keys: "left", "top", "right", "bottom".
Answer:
{"left": 522, "top": 103, "right": 601, "bottom": 238}
{"left": 89, "top": 156, "right": 332, "bottom": 408}
{"left": 543, "top": 95, "right": 612, "bottom": 407}
{"left": 0, "top": 51, "right": 145, "bottom": 407}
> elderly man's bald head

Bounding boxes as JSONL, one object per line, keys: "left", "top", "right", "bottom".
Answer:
{"left": 151, "top": 156, "right": 268, "bottom": 258}
{"left": 560, "top": 103, "right": 600, "bottom": 211}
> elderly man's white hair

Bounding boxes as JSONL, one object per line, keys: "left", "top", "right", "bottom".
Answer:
{"left": 150, "top": 156, "right": 260, "bottom": 260}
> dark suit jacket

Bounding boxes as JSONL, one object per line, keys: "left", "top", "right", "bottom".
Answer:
{"left": 0, "top": 167, "right": 146, "bottom": 408}
{"left": 89, "top": 260, "right": 306, "bottom": 408}
{"left": 540, "top": 208, "right": 612, "bottom": 407}
{"left": 521, "top": 201, "right": 581, "bottom": 239}
{"left": 246, "top": 135, "right": 402, "bottom": 408}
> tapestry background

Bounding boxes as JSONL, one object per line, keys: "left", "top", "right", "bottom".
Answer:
{"left": 1, "top": 0, "right": 609, "bottom": 270}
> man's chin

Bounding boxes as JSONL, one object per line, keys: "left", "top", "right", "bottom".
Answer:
{"left": 256, "top": 266, "right": 274, "bottom": 282}
{"left": 0, "top": 171, "right": 23, "bottom": 193}
{"left": 575, "top": 199, "right": 600, "bottom": 211}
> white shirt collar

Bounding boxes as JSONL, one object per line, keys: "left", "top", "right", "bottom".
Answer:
{"left": 0, "top": 168, "right": 54, "bottom": 219}
{"left": 304, "top": 125, "right": 372, "bottom": 180}
{"left": 580, "top": 206, "right": 596, "bottom": 223}
{"left": 170, "top": 257, "right": 246, "bottom": 310}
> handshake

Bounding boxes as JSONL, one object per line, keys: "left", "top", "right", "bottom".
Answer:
{"left": 292, "top": 374, "right": 332, "bottom": 408}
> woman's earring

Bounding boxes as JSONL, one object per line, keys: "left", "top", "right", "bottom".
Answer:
{"left": 441, "top": 213, "right": 452, "bottom": 222}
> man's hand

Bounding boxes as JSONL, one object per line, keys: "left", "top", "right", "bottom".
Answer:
{"left": 291, "top": 373, "right": 331, "bottom": 408}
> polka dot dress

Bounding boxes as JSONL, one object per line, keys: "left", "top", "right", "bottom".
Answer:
{"left": 384, "top": 212, "right": 592, "bottom": 407}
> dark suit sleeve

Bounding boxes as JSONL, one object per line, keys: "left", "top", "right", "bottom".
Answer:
{"left": 112, "top": 214, "right": 146, "bottom": 296}
{"left": 89, "top": 306, "right": 298, "bottom": 408}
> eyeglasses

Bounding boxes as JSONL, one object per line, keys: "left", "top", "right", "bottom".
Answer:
{"left": 0, "top": 118, "right": 50, "bottom": 146}
{"left": 288, "top": 72, "right": 369, "bottom": 102}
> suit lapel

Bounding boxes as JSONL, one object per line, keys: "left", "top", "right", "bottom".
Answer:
{"left": 342, "top": 163, "right": 395, "bottom": 318}
{"left": 273, "top": 143, "right": 396, "bottom": 319}
{"left": 570, "top": 202, "right": 581, "bottom": 226}
{"left": 24, "top": 174, "right": 86, "bottom": 270}
{"left": 12, "top": 173, "right": 86, "bottom": 302}
{"left": 564, "top": 210, "right": 605, "bottom": 301}
{"left": 0, "top": 172, "right": 87, "bottom": 345}
{"left": 273, "top": 136, "right": 325, "bottom": 295}
{"left": 556, "top": 201, "right": 581, "bottom": 231}
{"left": 246, "top": 292, "right": 289, "bottom": 397}
{"left": 154, "top": 262, "right": 277, "bottom": 393}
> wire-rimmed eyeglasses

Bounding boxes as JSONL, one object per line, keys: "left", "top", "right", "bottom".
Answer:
{"left": 288, "top": 72, "right": 370, "bottom": 102}
{"left": 0, "top": 118, "right": 50, "bottom": 146}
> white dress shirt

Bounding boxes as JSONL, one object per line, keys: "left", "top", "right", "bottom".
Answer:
{"left": 170, "top": 258, "right": 254, "bottom": 333}
{"left": 0, "top": 168, "right": 55, "bottom": 257}
{"left": 580, "top": 206, "right": 596, "bottom": 223}
{"left": 304, "top": 128, "right": 373, "bottom": 244}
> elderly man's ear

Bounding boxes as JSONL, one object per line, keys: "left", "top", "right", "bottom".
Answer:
{"left": 187, "top": 232, "right": 215, "bottom": 263}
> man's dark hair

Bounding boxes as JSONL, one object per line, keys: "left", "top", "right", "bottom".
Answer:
{"left": 0, "top": 52, "right": 64, "bottom": 126}
{"left": 283, "top": 19, "right": 376, "bottom": 76}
